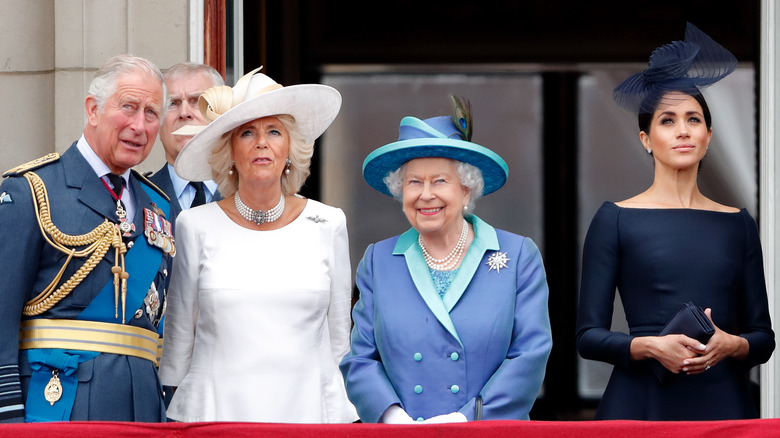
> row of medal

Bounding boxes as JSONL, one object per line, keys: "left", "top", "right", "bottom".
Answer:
{"left": 143, "top": 207, "right": 176, "bottom": 256}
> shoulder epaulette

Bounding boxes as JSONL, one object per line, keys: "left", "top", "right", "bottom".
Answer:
{"left": 3, "top": 153, "right": 60, "bottom": 178}
{"left": 133, "top": 169, "right": 170, "bottom": 201}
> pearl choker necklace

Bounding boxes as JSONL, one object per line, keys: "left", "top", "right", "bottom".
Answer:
{"left": 418, "top": 218, "right": 469, "bottom": 271}
{"left": 234, "top": 192, "right": 285, "bottom": 225}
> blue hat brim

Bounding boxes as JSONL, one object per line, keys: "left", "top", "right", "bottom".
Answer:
{"left": 363, "top": 138, "right": 509, "bottom": 197}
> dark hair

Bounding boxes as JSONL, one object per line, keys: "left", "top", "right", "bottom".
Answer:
{"left": 637, "top": 93, "right": 712, "bottom": 134}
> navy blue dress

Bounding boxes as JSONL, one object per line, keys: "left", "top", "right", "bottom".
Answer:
{"left": 576, "top": 202, "right": 774, "bottom": 420}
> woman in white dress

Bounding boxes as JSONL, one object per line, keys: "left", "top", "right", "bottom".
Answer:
{"left": 159, "top": 68, "right": 357, "bottom": 423}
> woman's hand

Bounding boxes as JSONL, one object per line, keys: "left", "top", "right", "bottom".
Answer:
{"left": 631, "top": 334, "right": 705, "bottom": 374}
{"left": 681, "top": 308, "right": 749, "bottom": 375}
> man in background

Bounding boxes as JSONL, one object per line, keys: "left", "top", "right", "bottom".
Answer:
{"left": 149, "top": 62, "right": 224, "bottom": 225}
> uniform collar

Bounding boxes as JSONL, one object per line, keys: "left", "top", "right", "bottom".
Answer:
{"left": 77, "top": 135, "right": 131, "bottom": 184}
{"left": 76, "top": 135, "right": 135, "bottom": 219}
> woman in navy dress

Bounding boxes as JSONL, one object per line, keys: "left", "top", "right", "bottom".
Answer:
{"left": 576, "top": 23, "right": 774, "bottom": 420}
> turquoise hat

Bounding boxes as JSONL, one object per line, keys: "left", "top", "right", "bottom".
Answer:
{"left": 363, "top": 112, "right": 509, "bottom": 197}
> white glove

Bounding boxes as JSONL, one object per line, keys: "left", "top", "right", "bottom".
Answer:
{"left": 422, "top": 412, "right": 468, "bottom": 424}
{"left": 380, "top": 404, "right": 417, "bottom": 424}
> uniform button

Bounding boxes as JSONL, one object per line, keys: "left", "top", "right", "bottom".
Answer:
{"left": 450, "top": 352, "right": 459, "bottom": 361}
{"left": 414, "top": 385, "right": 423, "bottom": 394}
{"left": 163, "top": 269, "right": 168, "bottom": 276}
{"left": 416, "top": 417, "right": 424, "bottom": 422}
{"left": 127, "top": 241, "right": 134, "bottom": 248}
{"left": 414, "top": 352, "right": 423, "bottom": 362}
{"left": 451, "top": 385, "right": 460, "bottom": 394}
{"left": 134, "top": 309, "right": 144, "bottom": 319}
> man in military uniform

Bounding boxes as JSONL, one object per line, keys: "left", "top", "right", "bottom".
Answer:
{"left": 149, "top": 62, "right": 224, "bottom": 227}
{"left": 0, "top": 54, "right": 174, "bottom": 422}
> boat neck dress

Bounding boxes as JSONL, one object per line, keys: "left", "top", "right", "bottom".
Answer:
{"left": 159, "top": 199, "right": 358, "bottom": 423}
{"left": 576, "top": 201, "right": 774, "bottom": 420}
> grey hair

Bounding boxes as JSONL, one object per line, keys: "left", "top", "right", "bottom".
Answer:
{"left": 209, "top": 114, "right": 312, "bottom": 197}
{"left": 88, "top": 54, "right": 166, "bottom": 112}
{"left": 383, "top": 159, "right": 484, "bottom": 213}
{"left": 163, "top": 62, "right": 224, "bottom": 88}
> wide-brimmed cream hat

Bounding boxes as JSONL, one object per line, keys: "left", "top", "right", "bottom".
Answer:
{"left": 173, "top": 67, "right": 341, "bottom": 181}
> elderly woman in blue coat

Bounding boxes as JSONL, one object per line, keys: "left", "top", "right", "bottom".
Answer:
{"left": 340, "top": 97, "right": 552, "bottom": 423}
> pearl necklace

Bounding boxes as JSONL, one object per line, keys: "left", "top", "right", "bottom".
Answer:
{"left": 418, "top": 218, "right": 469, "bottom": 271}
{"left": 234, "top": 192, "right": 285, "bottom": 225}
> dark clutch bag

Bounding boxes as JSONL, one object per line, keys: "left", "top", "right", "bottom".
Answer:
{"left": 650, "top": 302, "right": 715, "bottom": 383}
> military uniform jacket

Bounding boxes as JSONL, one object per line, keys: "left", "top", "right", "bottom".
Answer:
{"left": 339, "top": 215, "right": 552, "bottom": 422}
{"left": 148, "top": 165, "right": 184, "bottom": 231}
{"left": 0, "top": 143, "right": 173, "bottom": 422}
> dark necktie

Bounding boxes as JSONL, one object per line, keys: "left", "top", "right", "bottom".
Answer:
{"left": 106, "top": 174, "right": 125, "bottom": 198}
{"left": 190, "top": 181, "right": 206, "bottom": 208}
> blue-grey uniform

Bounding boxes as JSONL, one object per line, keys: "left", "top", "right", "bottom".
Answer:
{"left": 340, "top": 215, "right": 552, "bottom": 422}
{"left": 0, "top": 142, "right": 174, "bottom": 423}
{"left": 148, "top": 165, "right": 184, "bottom": 231}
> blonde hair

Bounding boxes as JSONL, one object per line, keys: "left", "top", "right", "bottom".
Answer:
{"left": 209, "top": 115, "right": 312, "bottom": 197}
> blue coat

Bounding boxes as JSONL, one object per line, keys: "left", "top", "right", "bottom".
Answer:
{"left": 339, "top": 215, "right": 552, "bottom": 422}
{"left": 0, "top": 143, "right": 173, "bottom": 422}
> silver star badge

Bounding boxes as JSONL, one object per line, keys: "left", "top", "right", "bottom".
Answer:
{"left": 486, "top": 251, "right": 510, "bottom": 273}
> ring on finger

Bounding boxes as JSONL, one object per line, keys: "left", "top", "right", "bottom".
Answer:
{"left": 705, "top": 361, "right": 711, "bottom": 371}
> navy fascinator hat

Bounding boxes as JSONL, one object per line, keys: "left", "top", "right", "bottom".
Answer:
{"left": 613, "top": 22, "right": 737, "bottom": 114}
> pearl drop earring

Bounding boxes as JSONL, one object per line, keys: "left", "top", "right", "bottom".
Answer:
{"left": 646, "top": 148, "right": 652, "bottom": 154}
{"left": 229, "top": 161, "right": 235, "bottom": 175}
{"left": 284, "top": 158, "right": 291, "bottom": 175}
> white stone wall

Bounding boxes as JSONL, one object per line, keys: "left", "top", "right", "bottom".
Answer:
{"left": 0, "top": 0, "right": 193, "bottom": 175}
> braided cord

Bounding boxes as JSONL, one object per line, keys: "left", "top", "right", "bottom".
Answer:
{"left": 22, "top": 172, "right": 127, "bottom": 316}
